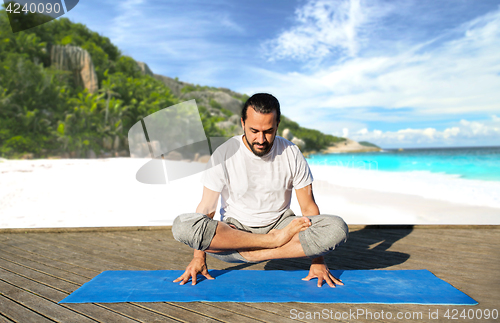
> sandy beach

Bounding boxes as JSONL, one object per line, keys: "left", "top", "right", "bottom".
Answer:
{"left": 1, "top": 158, "right": 499, "bottom": 229}
{"left": 320, "top": 138, "right": 382, "bottom": 153}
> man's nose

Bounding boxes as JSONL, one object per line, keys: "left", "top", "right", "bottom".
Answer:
{"left": 258, "top": 132, "right": 267, "bottom": 143}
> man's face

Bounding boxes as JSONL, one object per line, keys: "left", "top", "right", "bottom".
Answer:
{"left": 241, "top": 106, "right": 280, "bottom": 157}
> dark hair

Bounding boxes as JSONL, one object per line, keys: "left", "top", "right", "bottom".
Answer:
{"left": 241, "top": 93, "right": 281, "bottom": 123}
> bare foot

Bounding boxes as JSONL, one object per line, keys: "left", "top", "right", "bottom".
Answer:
{"left": 239, "top": 249, "right": 262, "bottom": 262}
{"left": 239, "top": 224, "right": 308, "bottom": 262}
{"left": 268, "top": 217, "right": 311, "bottom": 248}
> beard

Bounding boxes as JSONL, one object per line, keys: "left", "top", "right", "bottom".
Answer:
{"left": 244, "top": 132, "right": 274, "bottom": 157}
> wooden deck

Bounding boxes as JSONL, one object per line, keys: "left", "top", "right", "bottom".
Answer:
{"left": 0, "top": 225, "right": 498, "bottom": 322}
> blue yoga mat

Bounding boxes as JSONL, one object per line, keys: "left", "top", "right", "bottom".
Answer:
{"left": 59, "top": 269, "right": 477, "bottom": 305}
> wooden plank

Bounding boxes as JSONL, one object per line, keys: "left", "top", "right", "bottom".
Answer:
{"left": 384, "top": 251, "right": 498, "bottom": 277}
{"left": 363, "top": 235, "right": 500, "bottom": 270}
{"left": 41, "top": 232, "right": 189, "bottom": 270}
{"left": 394, "top": 230, "right": 500, "bottom": 252}
{"left": 393, "top": 231, "right": 500, "bottom": 252}
{"left": 112, "top": 228, "right": 414, "bottom": 270}
{"left": 205, "top": 302, "right": 306, "bottom": 323}
{"left": 0, "top": 280, "right": 94, "bottom": 322}
{"left": 249, "top": 302, "right": 401, "bottom": 323}
{"left": 1, "top": 234, "right": 229, "bottom": 321}
{"left": 0, "top": 251, "right": 173, "bottom": 322}
{"left": 277, "top": 302, "right": 430, "bottom": 323}
{"left": 0, "top": 227, "right": 498, "bottom": 323}
{"left": 85, "top": 231, "right": 196, "bottom": 265}
{"left": 97, "top": 303, "right": 181, "bottom": 323}
{"left": 0, "top": 260, "right": 80, "bottom": 294}
{"left": 173, "top": 302, "right": 269, "bottom": 323}
{"left": 392, "top": 239, "right": 499, "bottom": 261}
{"left": 0, "top": 313, "right": 15, "bottom": 323}
{"left": 240, "top": 303, "right": 318, "bottom": 323}
{"left": 136, "top": 302, "right": 223, "bottom": 323}
{"left": 0, "top": 243, "right": 99, "bottom": 277}
{"left": 2, "top": 234, "right": 138, "bottom": 271}
{"left": 328, "top": 243, "right": 497, "bottom": 275}
{"left": 0, "top": 268, "right": 139, "bottom": 323}
{"left": 0, "top": 267, "right": 71, "bottom": 302}
{"left": 62, "top": 304, "right": 143, "bottom": 323}
{"left": 347, "top": 231, "right": 499, "bottom": 318}
{"left": 97, "top": 230, "right": 177, "bottom": 250}
{"left": 91, "top": 228, "right": 412, "bottom": 272}
{"left": 0, "top": 256, "right": 86, "bottom": 289}
{"left": 2, "top": 225, "right": 497, "bottom": 234}
{"left": 0, "top": 226, "right": 173, "bottom": 234}
{"left": 0, "top": 294, "right": 53, "bottom": 323}
{"left": 26, "top": 234, "right": 160, "bottom": 270}
{"left": 113, "top": 229, "right": 173, "bottom": 242}
{"left": 327, "top": 236, "right": 496, "bottom": 271}
{"left": 0, "top": 252, "right": 90, "bottom": 285}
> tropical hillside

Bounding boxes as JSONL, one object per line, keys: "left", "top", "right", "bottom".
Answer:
{"left": 0, "top": 8, "right": 351, "bottom": 159}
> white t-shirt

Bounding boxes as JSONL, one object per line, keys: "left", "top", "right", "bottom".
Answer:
{"left": 201, "top": 135, "right": 313, "bottom": 227}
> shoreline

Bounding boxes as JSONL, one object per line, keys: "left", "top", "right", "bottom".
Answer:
{"left": 319, "top": 138, "right": 382, "bottom": 154}
{"left": 1, "top": 158, "right": 499, "bottom": 228}
{"left": 309, "top": 165, "right": 500, "bottom": 209}
{"left": 310, "top": 178, "right": 500, "bottom": 225}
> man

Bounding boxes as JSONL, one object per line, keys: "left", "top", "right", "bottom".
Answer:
{"left": 172, "top": 93, "right": 348, "bottom": 287}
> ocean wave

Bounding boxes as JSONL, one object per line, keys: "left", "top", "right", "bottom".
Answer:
{"left": 310, "top": 165, "right": 500, "bottom": 209}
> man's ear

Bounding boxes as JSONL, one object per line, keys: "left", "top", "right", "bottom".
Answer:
{"left": 241, "top": 118, "right": 244, "bottom": 129}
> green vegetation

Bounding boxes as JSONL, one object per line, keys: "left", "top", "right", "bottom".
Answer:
{"left": 359, "top": 141, "right": 380, "bottom": 148}
{"left": 181, "top": 83, "right": 219, "bottom": 94}
{"left": 0, "top": 9, "right": 226, "bottom": 158}
{"left": 0, "top": 8, "right": 349, "bottom": 158}
{"left": 279, "top": 117, "right": 345, "bottom": 152}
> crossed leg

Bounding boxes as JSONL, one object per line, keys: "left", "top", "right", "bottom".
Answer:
{"left": 237, "top": 233, "right": 306, "bottom": 262}
{"left": 221, "top": 213, "right": 348, "bottom": 262}
{"left": 172, "top": 212, "right": 348, "bottom": 263}
{"left": 205, "top": 217, "right": 311, "bottom": 253}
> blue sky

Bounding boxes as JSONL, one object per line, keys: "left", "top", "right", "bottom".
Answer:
{"left": 63, "top": 0, "right": 500, "bottom": 148}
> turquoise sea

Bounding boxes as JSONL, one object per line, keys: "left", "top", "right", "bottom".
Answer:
{"left": 307, "top": 146, "right": 500, "bottom": 182}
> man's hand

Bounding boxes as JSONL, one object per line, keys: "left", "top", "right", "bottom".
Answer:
{"left": 173, "top": 255, "right": 214, "bottom": 285}
{"left": 302, "top": 257, "right": 343, "bottom": 288}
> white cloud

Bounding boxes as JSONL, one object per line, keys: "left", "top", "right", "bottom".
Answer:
{"left": 243, "top": 4, "right": 500, "bottom": 147}
{"left": 263, "top": 0, "right": 392, "bottom": 60}
{"left": 67, "top": 0, "right": 499, "bottom": 148}
{"left": 350, "top": 116, "right": 500, "bottom": 148}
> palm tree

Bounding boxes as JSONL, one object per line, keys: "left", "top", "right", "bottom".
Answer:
{"left": 98, "top": 71, "right": 120, "bottom": 125}
{"left": 63, "top": 90, "right": 104, "bottom": 156}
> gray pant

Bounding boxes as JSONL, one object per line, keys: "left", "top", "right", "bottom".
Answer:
{"left": 172, "top": 210, "right": 348, "bottom": 263}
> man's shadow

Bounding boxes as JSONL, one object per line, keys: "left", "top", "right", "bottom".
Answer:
{"left": 223, "top": 225, "right": 414, "bottom": 272}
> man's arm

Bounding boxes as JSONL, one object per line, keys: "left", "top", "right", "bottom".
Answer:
{"left": 196, "top": 186, "right": 220, "bottom": 218}
{"left": 295, "top": 184, "right": 320, "bottom": 216}
{"left": 295, "top": 184, "right": 343, "bottom": 288}
{"left": 173, "top": 186, "right": 220, "bottom": 285}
